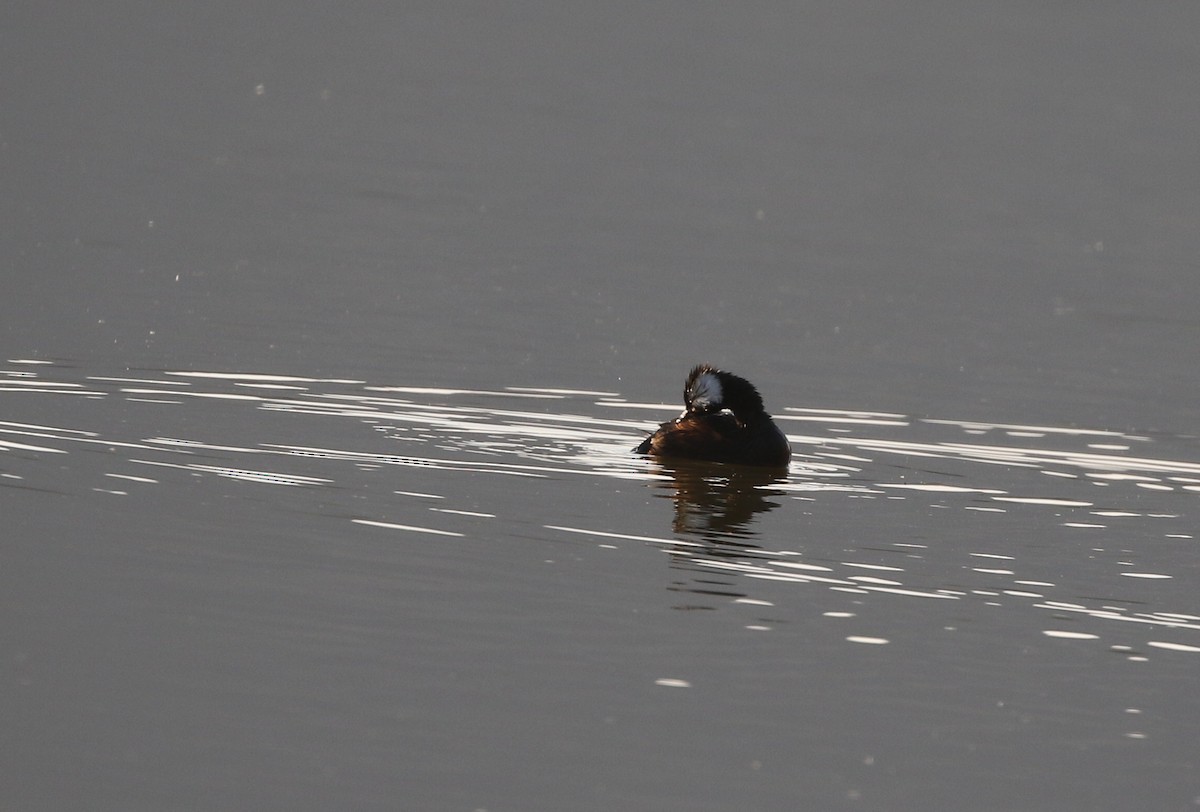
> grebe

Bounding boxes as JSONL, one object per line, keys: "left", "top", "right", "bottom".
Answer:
{"left": 634, "top": 364, "right": 791, "bottom": 467}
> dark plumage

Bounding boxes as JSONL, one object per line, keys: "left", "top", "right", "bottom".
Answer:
{"left": 634, "top": 364, "right": 791, "bottom": 467}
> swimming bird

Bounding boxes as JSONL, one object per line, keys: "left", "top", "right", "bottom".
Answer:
{"left": 634, "top": 364, "right": 791, "bottom": 467}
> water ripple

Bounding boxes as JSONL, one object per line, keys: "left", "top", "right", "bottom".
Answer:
{"left": 4, "top": 360, "right": 1199, "bottom": 661}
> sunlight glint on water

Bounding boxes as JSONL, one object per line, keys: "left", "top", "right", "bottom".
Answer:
{"left": 2, "top": 361, "right": 1199, "bottom": 664}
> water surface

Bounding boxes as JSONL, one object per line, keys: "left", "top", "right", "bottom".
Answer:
{"left": 6, "top": 361, "right": 1200, "bottom": 809}
{"left": 6, "top": 4, "right": 1200, "bottom": 810}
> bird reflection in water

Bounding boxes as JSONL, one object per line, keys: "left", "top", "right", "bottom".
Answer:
{"left": 650, "top": 459, "right": 789, "bottom": 547}
{"left": 649, "top": 460, "right": 789, "bottom": 607}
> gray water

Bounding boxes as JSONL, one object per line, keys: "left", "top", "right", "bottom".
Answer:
{"left": 5, "top": 5, "right": 1200, "bottom": 811}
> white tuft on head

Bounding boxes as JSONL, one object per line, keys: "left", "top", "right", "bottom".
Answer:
{"left": 689, "top": 370, "right": 723, "bottom": 412}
